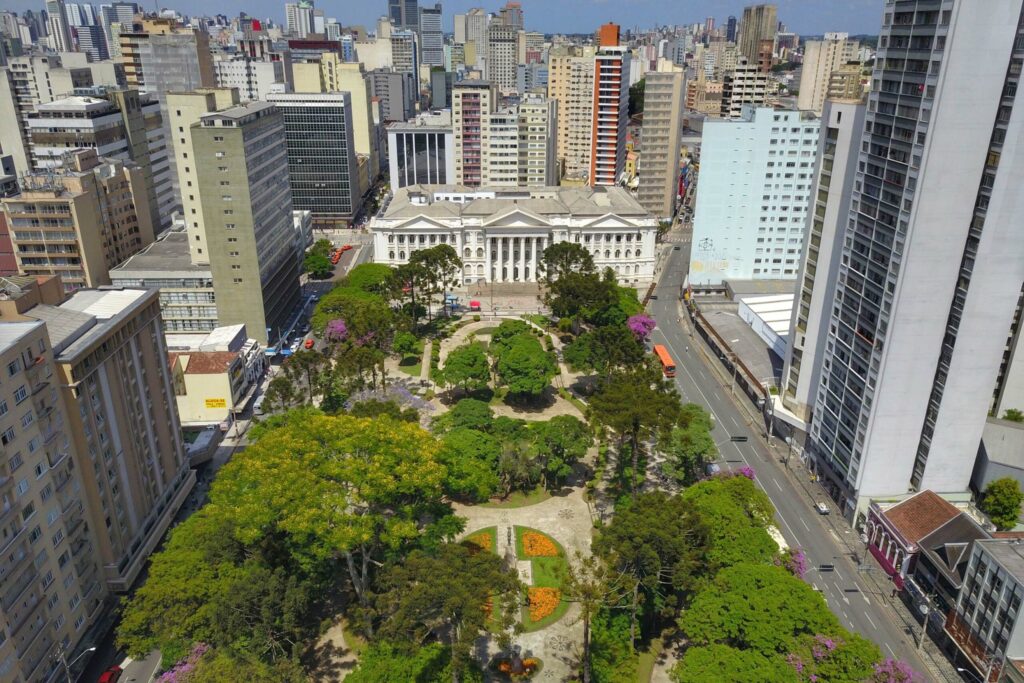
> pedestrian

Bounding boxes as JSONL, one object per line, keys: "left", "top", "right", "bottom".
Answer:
{"left": 891, "top": 587, "right": 897, "bottom": 598}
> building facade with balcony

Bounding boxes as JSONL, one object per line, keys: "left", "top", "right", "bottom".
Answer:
{"left": 590, "top": 24, "right": 630, "bottom": 187}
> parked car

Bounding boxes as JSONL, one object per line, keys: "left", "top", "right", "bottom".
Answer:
{"left": 705, "top": 463, "right": 722, "bottom": 476}
{"left": 98, "top": 666, "right": 123, "bottom": 683}
{"left": 341, "top": 244, "right": 353, "bottom": 252}
{"left": 304, "top": 339, "right": 315, "bottom": 349}
{"left": 815, "top": 501, "right": 831, "bottom": 515}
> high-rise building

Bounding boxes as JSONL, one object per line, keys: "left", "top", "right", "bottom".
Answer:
{"left": 781, "top": 99, "right": 865, "bottom": 422}
{"left": 72, "top": 25, "right": 110, "bottom": 61}
{"left": 0, "top": 312, "right": 108, "bottom": 683}
{"left": 826, "top": 63, "right": 866, "bottom": 102}
{"left": 0, "top": 53, "right": 125, "bottom": 175}
{"left": 430, "top": 68, "right": 453, "bottom": 108}
{"left": 636, "top": 59, "right": 685, "bottom": 219}
{"left": 720, "top": 56, "right": 773, "bottom": 118}
{"left": 590, "top": 24, "right": 630, "bottom": 187}
{"left": 808, "top": 0, "right": 1024, "bottom": 518}
{"left": 268, "top": 92, "right": 362, "bottom": 227}
{"left": 390, "top": 28, "right": 419, "bottom": 76}
{"left": 463, "top": 8, "right": 489, "bottom": 70}
{"left": 797, "top": 33, "right": 861, "bottom": 115}
{"left": 452, "top": 80, "right": 496, "bottom": 187}
{"left": 284, "top": 0, "right": 314, "bottom": 38}
{"left": 99, "top": 2, "right": 139, "bottom": 57}
{"left": 175, "top": 97, "right": 302, "bottom": 346}
{"left": 118, "top": 19, "right": 215, "bottom": 99}
{"left": 486, "top": 22, "right": 518, "bottom": 94}
{"left": 2, "top": 149, "right": 156, "bottom": 291}
{"left": 45, "top": 0, "right": 74, "bottom": 53}
{"left": 213, "top": 55, "right": 286, "bottom": 101}
{"left": 25, "top": 89, "right": 174, "bottom": 231}
{"left": 387, "top": 110, "right": 454, "bottom": 191}
{"left": 369, "top": 68, "right": 415, "bottom": 122}
{"left": 547, "top": 46, "right": 595, "bottom": 181}
{"left": 516, "top": 95, "right": 558, "bottom": 187}
{"left": 689, "top": 106, "right": 819, "bottom": 285}
{"left": 497, "top": 1, "right": 524, "bottom": 30}
{"left": 726, "top": 15, "right": 738, "bottom": 42}
{"left": 419, "top": 3, "right": 443, "bottom": 66}
{"left": 387, "top": 0, "right": 419, "bottom": 31}
{"left": 738, "top": 3, "right": 777, "bottom": 64}
{"left": 517, "top": 30, "right": 544, "bottom": 65}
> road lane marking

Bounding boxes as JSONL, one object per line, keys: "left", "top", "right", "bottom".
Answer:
{"left": 865, "top": 613, "right": 877, "bottom": 630}
{"left": 885, "top": 644, "right": 896, "bottom": 658}
{"left": 800, "top": 518, "right": 810, "bottom": 531}
{"left": 772, "top": 477, "right": 783, "bottom": 492}
{"left": 863, "top": 593, "right": 871, "bottom": 605}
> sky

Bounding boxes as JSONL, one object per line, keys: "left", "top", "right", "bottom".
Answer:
{"left": 6, "top": 0, "right": 885, "bottom": 36}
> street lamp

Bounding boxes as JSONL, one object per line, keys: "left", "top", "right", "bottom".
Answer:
{"left": 56, "top": 644, "right": 96, "bottom": 683}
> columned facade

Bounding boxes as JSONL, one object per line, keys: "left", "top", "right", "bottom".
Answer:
{"left": 372, "top": 186, "right": 657, "bottom": 286}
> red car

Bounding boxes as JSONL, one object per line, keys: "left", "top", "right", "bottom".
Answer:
{"left": 341, "top": 244, "right": 353, "bottom": 252}
{"left": 304, "top": 339, "right": 315, "bottom": 349}
{"left": 98, "top": 666, "right": 123, "bottom": 683}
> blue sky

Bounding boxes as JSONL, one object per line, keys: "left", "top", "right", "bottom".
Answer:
{"left": 6, "top": 0, "right": 885, "bottom": 36}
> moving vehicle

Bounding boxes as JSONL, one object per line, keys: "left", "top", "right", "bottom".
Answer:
{"left": 98, "top": 666, "right": 123, "bottom": 683}
{"left": 253, "top": 394, "right": 267, "bottom": 417}
{"left": 653, "top": 344, "right": 677, "bottom": 377}
{"left": 341, "top": 244, "right": 353, "bottom": 252}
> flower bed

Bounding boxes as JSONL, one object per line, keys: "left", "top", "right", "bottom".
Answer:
{"left": 528, "top": 587, "right": 560, "bottom": 621}
{"left": 521, "top": 532, "right": 558, "bottom": 557}
{"left": 464, "top": 526, "right": 497, "bottom": 554}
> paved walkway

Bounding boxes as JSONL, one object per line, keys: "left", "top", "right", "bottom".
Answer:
{"left": 419, "top": 339, "right": 433, "bottom": 382}
{"left": 456, "top": 488, "right": 596, "bottom": 682}
{"left": 310, "top": 619, "right": 360, "bottom": 681}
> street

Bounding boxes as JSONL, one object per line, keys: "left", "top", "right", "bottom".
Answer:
{"left": 647, "top": 240, "right": 935, "bottom": 675}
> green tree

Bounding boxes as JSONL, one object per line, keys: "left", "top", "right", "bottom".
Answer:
{"left": 671, "top": 644, "right": 796, "bottom": 683}
{"left": 304, "top": 251, "right": 333, "bottom": 279}
{"left": 495, "top": 335, "right": 557, "bottom": 401}
{"left": 436, "top": 398, "right": 494, "bottom": 433}
{"left": 348, "top": 643, "right": 482, "bottom": 683}
{"left": 497, "top": 443, "right": 542, "bottom": 496}
{"left": 262, "top": 375, "right": 302, "bottom": 413}
{"left": 213, "top": 414, "right": 457, "bottom": 609}
{"left": 589, "top": 608, "right": 639, "bottom": 683}
{"left": 681, "top": 475, "right": 777, "bottom": 570}
{"left": 785, "top": 632, "right": 882, "bottom": 683}
{"left": 345, "top": 262, "right": 395, "bottom": 295}
{"left": 563, "top": 325, "right": 646, "bottom": 376}
{"left": 628, "top": 78, "right": 645, "bottom": 116}
{"left": 489, "top": 319, "right": 534, "bottom": 353}
{"left": 679, "top": 563, "right": 841, "bottom": 655}
{"left": 439, "top": 428, "right": 501, "bottom": 502}
{"left": 279, "top": 349, "right": 331, "bottom": 404}
{"left": 393, "top": 331, "right": 419, "bottom": 359}
{"left": 190, "top": 648, "right": 309, "bottom": 682}
{"left": 409, "top": 244, "right": 463, "bottom": 322}
{"left": 981, "top": 477, "right": 1024, "bottom": 530}
{"left": 662, "top": 417, "right": 717, "bottom": 487}
{"left": 373, "top": 542, "right": 523, "bottom": 682}
{"left": 562, "top": 552, "right": 629, "bottom": 683}
{"left": 539, "top": 241, "right": 596, "bottom": 288}
{"left": 530, "top": 415, "right": 591, "bottom": 488}
{"left": 1003, "top": 408, "right": 1024, "bottom": 423}
{"left": 312, "top": 286, "right": 393, "bottom": 347}
{"left": 349, "top": 398, "right": 419, "bottom": 422}
{"left": 439, "top": 342, "right": 491, "bottom": 394}
{"left": 588, "top": 363, "right": 682, "bottom": 497}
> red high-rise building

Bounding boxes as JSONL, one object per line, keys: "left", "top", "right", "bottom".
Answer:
{"left": 589, "top": 23, "right": 630, "bottom": 186}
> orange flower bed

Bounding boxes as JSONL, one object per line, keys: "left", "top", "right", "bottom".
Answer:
{"left": 521, "top": 532, "right": 558, "bottom": 557}
{"left": 466, "top": 531, "right": 493, "bottom": 552}
{"left": 528, "top": 587, "right": 560, "bottom": 622}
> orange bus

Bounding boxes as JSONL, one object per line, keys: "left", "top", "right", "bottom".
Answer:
{"left": 653, "top": 344, "right": 676, "bottom": 378}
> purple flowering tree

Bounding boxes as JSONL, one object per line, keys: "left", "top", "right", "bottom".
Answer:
{"left": 324, "top": 318, "right": 348, "bottom": 343}
{"left": 737, "top": 465, "right": 756, "bottom": 480}
{"left": 156, "top": 643, "right": 209, "bottom": 683}
{"left": 781, "top": 548, "right": 809, "bottom": 579}
{"left": 871, "top": 658, "right": 923, "bottom": 682}
{"left": 627, "top": 314, "right": 657, "bottom": 342}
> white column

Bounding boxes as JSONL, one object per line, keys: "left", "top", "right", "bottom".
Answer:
{"left": 515, "top": 237, "right": 523, "bottom": 282}
{"left": 530, "top": 237, "right": 538, "bottom": 282}
{"left": 497, "top": 237, "right": 504, "bottom": 283}
{"left": 485, "top": 235, "right": 492, "bottom": 282}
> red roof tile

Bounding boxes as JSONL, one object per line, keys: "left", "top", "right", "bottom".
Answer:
{"left": 882, "top": 490, "right": 960, "bottom": 545}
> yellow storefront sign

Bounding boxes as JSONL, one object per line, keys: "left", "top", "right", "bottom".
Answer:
{"left": 205, "top": 398, "right": 227, "bottom": 409}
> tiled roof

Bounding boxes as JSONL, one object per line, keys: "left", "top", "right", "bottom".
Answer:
{"left": 882, "top": 490, "right": 960, "bottom": 545}
{"left": 173, "top": 351, "right": 240, "bottom": 375}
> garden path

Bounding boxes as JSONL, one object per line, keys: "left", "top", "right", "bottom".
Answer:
{"left": 456, "top": 488, "right": 595, "bottom": 682}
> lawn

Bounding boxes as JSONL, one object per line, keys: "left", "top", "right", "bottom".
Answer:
{"left": 464, "top": 526, "right": 497, "bottom": 554}
{"left": 481, "top": 486, "right": 551, "bottom": 509}
{"left": 396, "top": 357, "right": 422, "bottom": 377}
{"left": 514, "top": 526, "right": 570, "bottom": 631}
{"left": 523, "top": 314, "right": 551, "bottom": 329}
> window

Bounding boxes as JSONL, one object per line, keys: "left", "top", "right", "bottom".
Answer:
{"left": 8, "top": 453, "right": 22, "bottom": 471}
{"left": 51, "top": 529, "right": 64, "bottom": 547}
{"left": 13, "top": 385, "right": 27, "bottom": 403}
{"left": 54, "top": 614, "right": 65, "bottom": 630}
{"left": 7, "top": 359, "right": 21, "bottom": 376}
{"left": 0, "top": 400, "right": 7, "bottom": 416}
{"left": 46, "top": 508, "right": 58, "bottom": 526}
{"left": 21, "top": 502, "right": 34, "bottom": 521}
{"left": 1, "top": 428, "right": 14, "bottom": 445}
{"left": 28, "top": 525, "right": 41, "bottom": 543}
{"left": 20, "top": 412, "right": 32, "bottom": 428}
{"left": 68, "top": 592, "right": 79, "bottom": 610}
{"left": 74, "top": 614, "right": 85, "bottom": 630}
{"left": 57, "top": 550, "right": 69, "bottom": 569}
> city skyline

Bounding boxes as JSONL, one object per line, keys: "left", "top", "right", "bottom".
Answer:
{"left": 2, "top": 0, "right": 887, "bottom": 36}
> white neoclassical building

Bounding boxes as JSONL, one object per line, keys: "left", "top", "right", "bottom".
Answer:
{"left": 370, "top": 185, "right": 658, "bottom": 286}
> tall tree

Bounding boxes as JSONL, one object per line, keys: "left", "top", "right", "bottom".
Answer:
{"left": 280, "top": 349, "right": 330, "bottom": 404}
{"left": 681, "top": 475, "right": 777, "bottom": 571}
{"left": 439, "top": 428, "right": 501, "bottom": 502}
{"left": 539, "top": 241, "right": 596, "bottom": 287}
{"left": 593, "top": 492, "right": 709, "bottom": 644}
{"left": 563, "top": 324, "right": 646, "bottom": 377}
{"left": 530, "top": 415, "right": 591, "bottom": 488}
{"left": 562, "top": 552, "right": 629, "bottom": 683}
{"left": 495, "top": 335, "right": 557, "bottom": 401}
{"left": 588, "top": 363, "right": 682, "bottom": 497}
{"left": 373, "top": 542, "right": 523, "bottom": 683}
{"left": 439, "top": 342, "right": 491, "bottom": 395}
{"left": 981, "top": 477, "right": 1024, "bottom": 530}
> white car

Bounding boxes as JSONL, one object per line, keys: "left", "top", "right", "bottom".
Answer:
{"left": 815, "top": 502, "right": 831, "bottom": 515}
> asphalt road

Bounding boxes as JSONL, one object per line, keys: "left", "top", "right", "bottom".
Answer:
{"left": 647, "top": 240, "right": 931, "bottom": 673}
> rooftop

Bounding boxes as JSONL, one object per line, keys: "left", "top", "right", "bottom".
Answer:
{"left": 882, "top": 490, "right": 961, "bottom": 546}
{"left": 387, "top": 109, "right": 452, "bottom": 131}
{"left": 171, "top": 350, "right": 240, "bottom": 375}
{"left": 0, "top": 321, "right": 45, "bottom": 352}
{"left": 27, "top": 288, "right": 154, "bottom": 359}
{"left": 978, "top": 538, "right": 1024, "bottom": 579}
{"left": 109, "top": 228, "right": 211, "bottom": 278}
{"left": 918, "top": 513, "right": 990, "bottom": 584}
{"left": 31, "top": 96, "right": 114, "bottom": 113}
{"left": 979, "top": 418, "right": 1024, "bottom": 469}
{"left": 382, "top": 185, "right": 651, "bottom": 221}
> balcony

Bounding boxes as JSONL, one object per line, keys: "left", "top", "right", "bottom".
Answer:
{"left": 3, "top": 566, "right": 36, "bottom": 611}
{"left": 15, "top": 613, "right": 48, "bottom": 658}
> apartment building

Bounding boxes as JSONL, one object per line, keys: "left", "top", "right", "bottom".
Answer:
{"left": 827, "top": 63, "right": 867, "bottom": 102}
{"left": 548, "top": 46, "right": 595, "bottom": 180}
{"left": 808, "top": 0, "right": 1024, "bottom": 518}
{"left": 637, "top": 60, "right": 685, "bottom": 219}
{"left": 689, "top": 106, "right": 820, "bottom": 285}
{"left": 23, "top": 288, "right": 194, "bottom": 593}
{"left": 590, "top": 24, "right": 630, "bottom": 187}
{"left": 368, "top": 68, "right": 415, "bottom": 122}
{"left": 118, "top": 19, "right": 215, "bottom": 98}
{"left": 386, "top": 111, "right": 455, "bottom": 191}
{"left": 721, "top": 56, "right": 774, "bottom": 118}
{"left": 453, "top": 80, "right": 496, "bottom": 187}
{"left": 0, "top": 53, "right": 125, "bottom": 176}
{"left": 0, "top": 319, "right": 107, "bottom": 683}
{"left": 487, "top": 22, "right": 518, "bottom": 94}
{"left": 212, "top": 55, "right": 286, "bottom": 102}
{"left": 267, "top": 92, "right": 362, "bottom": 227}
{"left": 1, "top": 149, "right": 156, "bottom": 292}
{"left": 517, "top": 95, "right": 558, "bottom": 187}
{"left": 797, "top": 33, "right": 862, "bottom": 114}
{"left": 25, "top": 90, "right": 174, "bottom": 230}
{"left": 781, "top": 99, "right": 865, "bottom": 422}
{"left": 419, "top": 3, "right": 443, "bottom": 66}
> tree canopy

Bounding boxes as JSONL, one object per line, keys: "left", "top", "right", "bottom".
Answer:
{"left": 981, "top": 477, "right": 1024, "bottom": 530}
{"left": 438, "top": 342, "right": 491, "bottom": 394}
